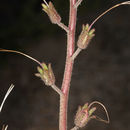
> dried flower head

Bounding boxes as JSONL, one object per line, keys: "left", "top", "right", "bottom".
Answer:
{"left": 74, "top": 103, "right": 96, "bottom": 128}
{"left": 35, "top": 63, "right": 55, "bottom": 86}
{"left": 42, "top": 0, "right": 61, "bottom": 24}
{"left": 77, "top": 24, "right": 95, "bottom": 49}
{"left": 74, "top": 101, "right": 109, "bottom": 128}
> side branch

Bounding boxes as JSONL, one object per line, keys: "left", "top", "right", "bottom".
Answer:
{"left": 71, "top": 48, "right": 81, "bottom": 60}
{"left": 74, "top": 0, "right": 83, "bottom": 8}
{"left": 51, "top": 84, "right": 63, "bottom": 96}
{"left": 57, "top": 22, "right": 69, "bottom": 33}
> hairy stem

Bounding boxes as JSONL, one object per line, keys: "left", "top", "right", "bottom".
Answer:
{"left": 59, "top": 0, "right": 77, "bottom": 130}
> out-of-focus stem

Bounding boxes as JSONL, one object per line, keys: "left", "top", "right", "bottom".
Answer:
{"left": 2, "top": 125, "right": 8, "bottom": 130}
{"left": 70, "top": 126, "right": 79, "bottom": 130}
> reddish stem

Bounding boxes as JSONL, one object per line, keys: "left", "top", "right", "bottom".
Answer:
{"left": 59, "top": 0, "right": 77, "bottom": 130}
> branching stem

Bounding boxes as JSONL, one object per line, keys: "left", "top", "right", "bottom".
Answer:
{"left": 59, "top": 0, "right": 77, "bottom": 130}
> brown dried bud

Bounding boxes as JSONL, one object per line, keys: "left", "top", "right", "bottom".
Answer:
{"left": 42, "top": 0, "right": 61, "bottom": 24}
{"left": 74, "top": 103, "right": 96, "bottom": 128}
{"left": 35, "top": 62, "right": 55, "bottom": 86}
{"left": 77, "top": 24, "right": 95, "bottom": 49}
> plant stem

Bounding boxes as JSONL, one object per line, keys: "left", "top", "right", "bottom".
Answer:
{"left": 57, "top": 22, "right": 69, "bottom": 33}
{"left": 71, "top": 48, "right": 82, "bottom": 60}
{"left": 74, "top": 0, "right": 83, "bottom": 8}
{"left": 51, "top": 84, "right": 63, "bottom": 96}
{"left": 59, "top": 0, "right": 77, "bottom": 130}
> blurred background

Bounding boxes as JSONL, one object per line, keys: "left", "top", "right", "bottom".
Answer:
{"left": 0, "top": 0, "right": 130, "bottom": 130}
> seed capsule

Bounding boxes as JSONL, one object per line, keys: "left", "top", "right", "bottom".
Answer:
{"left": 74, "top": 103, "right": 96, "bottom": 128}
{"left": 35, "top": 63, "right": 55, "bottom": 86}
{"left": 77, "top": 24, "right": 95, "bottom": 49}
{"left": 42, "top": 1, "right": 61, "bottom": 24}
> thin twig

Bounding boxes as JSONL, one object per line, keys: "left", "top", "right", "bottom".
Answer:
{"left": 71, "top": 48, "right": 82, "bottom": 60}
{"left": 0, "top": 84, "right": 14, "bottom": 112}
{"left": 74, "top": 0, "right": 83, "bottom": 8}
{"left": 89, "top": 1, "right": 130, "bottom": 30}
{"left": 51, "top": 84, "right": 63, "bottom": 96}
{"left": 121, "top": 1, "right": 130, "bottom": 5}
{"left": 57, "top": 22, "right": 69, "bottom": 33}
{"left": 88, "top": 101, "right": 110, "bottom": 124}
{"left": 0, "top": 49, "right": 43, "bottom": 68}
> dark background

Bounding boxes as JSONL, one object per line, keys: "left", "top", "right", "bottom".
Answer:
{"left": 0, "top": 0, "right": 130, "bottom": 130}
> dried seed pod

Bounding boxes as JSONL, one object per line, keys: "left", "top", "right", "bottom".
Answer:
{"left": 77, "top": 24, "right": 95, "bottom": 49}
{"left": 74, "top": 103, "right": 96, "bottom": 128}
{"left": 35, "top": 62, "right": 55, "bottom": 86}
{"left": 74, "top": 101, "right": 110, "bottom": 128}
{"left": 42, "top": 1, "right": 61, "bottom": 24}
